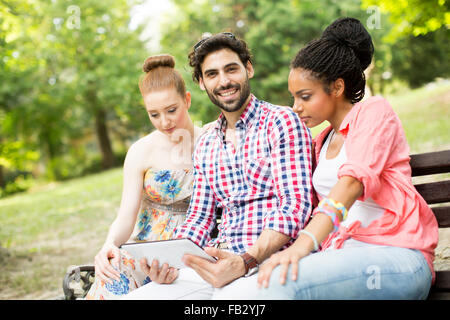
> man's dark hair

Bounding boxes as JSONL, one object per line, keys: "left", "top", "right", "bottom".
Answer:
{"left": 188, "top": 32, "right": 253, "bottom": 83}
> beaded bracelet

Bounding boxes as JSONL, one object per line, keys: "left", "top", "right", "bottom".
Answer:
{"left": 313, "top": 207, "right": 340, "bottom": 232}
{"left": 319, "top": 198, "right": 348, "bottom": 220}
{"left": 313, "top": 197, "right": 349, "bottom": 232}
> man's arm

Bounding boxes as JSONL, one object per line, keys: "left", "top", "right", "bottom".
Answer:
{"left": 183, "top": 229, "right": 289, "bottom": 288}
{"left": 261, "top": 108, "right": 313, "bottom": 242}
{"left": 174, "top": 142, "right": 217, "bottom": 247}
{"left": 241, "top": 108, "right": 313, "bottom": 267}
{"left": 246, "top": 229, "right": 290, "bottom": 263}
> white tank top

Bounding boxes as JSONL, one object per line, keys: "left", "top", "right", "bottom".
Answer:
{"left": 312, "top": 130, "right": 386, "bottom": 249}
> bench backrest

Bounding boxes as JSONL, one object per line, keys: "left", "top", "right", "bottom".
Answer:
{"left": 410, "top": 150, "right": 450, "bottom": 228}
{"left": 410, "top": 150, "right": 450, "bottom": 297}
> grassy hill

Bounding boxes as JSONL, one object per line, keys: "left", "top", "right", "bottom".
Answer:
{"left": 0, "top": 81, "right": 449, "bottom": 299}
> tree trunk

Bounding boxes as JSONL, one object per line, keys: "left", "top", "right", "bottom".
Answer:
{"left": 0, "top": 165, "right": 5, "bottom": 189}
{"left": 94, "top": 107, "right": 115, "bottom": 169}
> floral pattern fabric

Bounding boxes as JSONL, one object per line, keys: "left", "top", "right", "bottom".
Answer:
{"left": 85, "top": 167, "right": 193, "bottom": 300}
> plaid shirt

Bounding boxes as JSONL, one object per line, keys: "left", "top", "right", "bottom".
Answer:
{"left": 174, "top": 95, "right": 313, "bottom": 254}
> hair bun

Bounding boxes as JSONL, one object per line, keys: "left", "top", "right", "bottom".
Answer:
{"left": 322, "top": 17, "right": 374, "bottom": 70}
{"left": 143, "top": 54, "right": 175, "bottom": 73}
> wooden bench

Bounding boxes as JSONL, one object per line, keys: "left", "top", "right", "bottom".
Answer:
{"left": 410, "top": 150, "right": 450, "bottom": 300}
{"left": 62, "top": 150, "right": 450, "bottom": 300}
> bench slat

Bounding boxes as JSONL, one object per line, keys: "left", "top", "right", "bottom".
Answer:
{"left": 432, "top": 271, "right": 450, "bottom": 292}
{"left": 432, "top": 206, "right": 450, "bottom": 228}
{"left": 410, "top": 150, "right": 450, "bottom": 176}
{"left": 414, "top": 180, "right": 450, "bottom": 204}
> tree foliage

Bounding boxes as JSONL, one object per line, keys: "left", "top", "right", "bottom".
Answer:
{"left": 0, "top": 0, "right": 448, "bottom": 197}
{"left": 159, "top": 0, "right": 392, "bottom": 122}
{"left": 362, "top": 0, "right": 450, "bottom": 87}
{"left": 1, "top": 0, "right": 149, "bottom": 189}
{"left": 390, "top": 27, "right": 450, "bottom": 88}
{"left": 362, "top": 0, "right": 449, "bottom": 39}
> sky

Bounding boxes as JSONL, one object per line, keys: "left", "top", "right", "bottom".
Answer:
{"left": 129, "top": 0, "right": 174, "bottom": 51}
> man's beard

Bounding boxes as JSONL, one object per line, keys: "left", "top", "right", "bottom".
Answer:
{"left": 205, "top": 79, "right": 251, "bottom": 113}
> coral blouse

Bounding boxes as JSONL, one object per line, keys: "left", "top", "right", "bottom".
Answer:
{"left": 314, "top": 96, "right": 439, "bottom": 282}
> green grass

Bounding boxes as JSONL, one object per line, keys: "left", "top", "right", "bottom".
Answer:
{"left": 387, "top": 81, "right": 450, "bottom": 153}
{"left": 0, "top": 168, "right": 123, "bottom": 299}
{"left": 0, "top": 81, "right": 449, "bottom": 299}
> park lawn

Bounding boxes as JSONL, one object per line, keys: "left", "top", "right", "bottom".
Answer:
{"left": 0, "top": 168, "right": 123, "bottom": 299}
{"left": 387, "top": 82, "right": 450, "bottom": 154}
{"left": 0, "top": 81, "right": 449, "bottom": 299}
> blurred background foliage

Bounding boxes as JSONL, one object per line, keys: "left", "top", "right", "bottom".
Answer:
{"left": 0, "top": 0, "right": 449, "bottom": 197}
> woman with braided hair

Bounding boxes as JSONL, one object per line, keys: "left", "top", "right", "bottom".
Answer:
{"left": 254, "top": 17, "right": 438, "bottom": 299}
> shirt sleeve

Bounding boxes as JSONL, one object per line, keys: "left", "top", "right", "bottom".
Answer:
{"left": 264, "top": 108, "right": 313, "bottom": 238}
{"left": 338, "top": 97, "right": 408, "bottom": 201}
{"left": 174, "top": 145, "right": 217, "bottom": 248}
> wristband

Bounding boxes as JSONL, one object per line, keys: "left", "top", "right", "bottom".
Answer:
{"left": 299, "top": 230, "right": 319, "bottom": 252}
{"left": 330, "top": 198, "right": 348, "bottom": 220}
{"left": 320, "top": 198, "right": 348, "bottom": 221}
{"left": 313, "top": 197, "right": 348, "bottom": 232}
{"left": 240, "top": 253, "right": 259, "bottom": 277}
{"left": 314, "top": 208, "right": 340, "bottom": 232}
{"left": 313, "top": 198, "right": 347, "bottom": 232}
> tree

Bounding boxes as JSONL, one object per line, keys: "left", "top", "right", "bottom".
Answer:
{"left": 362, "top": 0, "right": 450, "bottom": 38}
{"left": 40, "top": 0, "right": 149, "bottom": 170}
{"left": 362, "top": 0, "right": 450, "bottom": 88}
{"left": 1, "top": 0, "right": 150, "bottom": 189}
{"left": 390, "top": 27, "right": 450, "bottom": 88}
{"left": 0, "top": 1, "right": 43, "bottom": 188}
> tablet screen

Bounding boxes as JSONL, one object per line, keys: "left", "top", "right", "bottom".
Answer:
{"left": 120, "top": 238, "right": 216, "bottom": 270}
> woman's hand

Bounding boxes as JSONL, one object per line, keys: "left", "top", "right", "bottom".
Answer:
{"left": 94, "top": 243, "right": 122, "bottom": 284}
{"left": 257, "top": 245, "right": 310, "bottom": 289}
{"left": 140, "top": 258, "right": 179, "bottom": 284}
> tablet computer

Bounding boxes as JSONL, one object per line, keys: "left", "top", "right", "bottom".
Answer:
{"left": 120, "top": 238, "right": 216, "bottom": 270}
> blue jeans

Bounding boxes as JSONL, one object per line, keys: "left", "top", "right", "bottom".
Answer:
{"left": 253, "top": 245, "right": 432, "bottom": 300}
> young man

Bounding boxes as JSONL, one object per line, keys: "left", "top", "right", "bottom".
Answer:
{"left": 123, "top": 33, "right": 313, "bottom": 300}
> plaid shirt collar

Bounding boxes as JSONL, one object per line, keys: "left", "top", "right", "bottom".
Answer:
{"left": 213, "top": 94, "right": 257, "bottom": 138}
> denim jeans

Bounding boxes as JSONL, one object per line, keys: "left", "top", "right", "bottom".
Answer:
{"left": 252, "top": 245, "right": 432, "bottom": 300}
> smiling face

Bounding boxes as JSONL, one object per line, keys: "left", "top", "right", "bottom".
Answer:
{"left": 198, "top": 48, "right": 254, "bottom": 113}
{"left": 143, "top": 88, "right": 191, "bottom": 137}
{"left": 288, "top": 68, "right": 338, "bottom": 128}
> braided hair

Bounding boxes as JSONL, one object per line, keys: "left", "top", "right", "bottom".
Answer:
{"left": 291, "top": 17, "right": 374, "bottom": 103}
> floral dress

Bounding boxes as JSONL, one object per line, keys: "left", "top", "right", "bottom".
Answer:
{"left": 85, "top": 168, "right": 193, "bottom": 300}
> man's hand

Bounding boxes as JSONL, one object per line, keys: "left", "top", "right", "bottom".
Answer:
{"left": 140, "top": 258, "right": 179, "bottom": 284}
{"left": 182, "top": 247, "right": 246, "bottom": 288}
